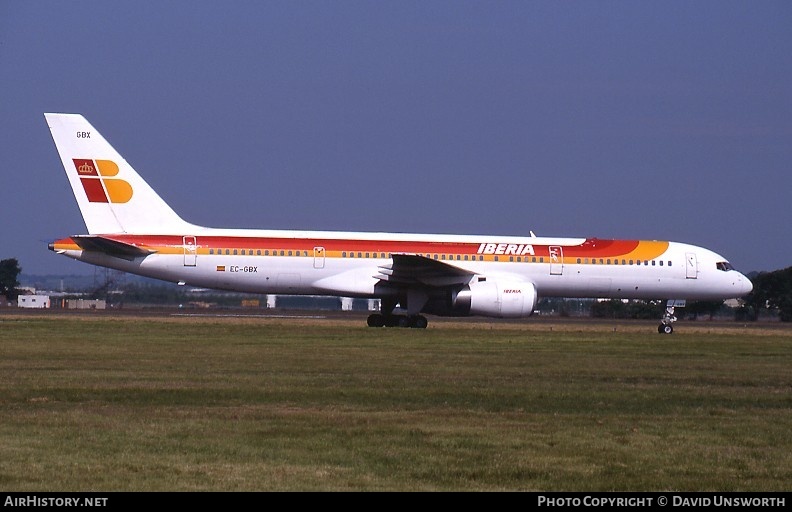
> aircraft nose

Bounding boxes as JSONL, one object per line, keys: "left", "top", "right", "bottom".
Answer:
{"left": 742, "top": 274, "right": 753, "bottom": 295}
{"left": 732, "top": 272, "right": 753, "bottom": 297}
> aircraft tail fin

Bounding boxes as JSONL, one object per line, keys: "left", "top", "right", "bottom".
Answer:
{"left": 45, "top": 113, "right": 197, "bottom": 235}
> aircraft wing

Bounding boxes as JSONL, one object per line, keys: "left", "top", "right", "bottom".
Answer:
{"left": 71, "top": 235, "right": 156, "bottom": 260}
{"left": 376, "top": 253, "right": 475, "bottom": 287}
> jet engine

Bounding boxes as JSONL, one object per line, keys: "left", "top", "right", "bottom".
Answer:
{"left": 452, "top": 280, "right": 537, "bottom": 318}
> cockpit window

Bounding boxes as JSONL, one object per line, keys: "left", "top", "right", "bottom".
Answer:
{"left": 716, "top": 261, "right": 735, "bottom": 271}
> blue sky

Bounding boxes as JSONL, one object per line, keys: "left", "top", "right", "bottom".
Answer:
{"left": 2, "top": 1, "right": 790, "bottom": 275}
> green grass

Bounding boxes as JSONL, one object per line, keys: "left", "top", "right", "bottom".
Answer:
{"left": 0, "top": 314, "right": 790, "bottom": 491}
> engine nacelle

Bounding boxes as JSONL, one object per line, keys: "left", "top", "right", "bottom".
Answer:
{"left": 453, "top": 280, "right": 537, "bottom": 318}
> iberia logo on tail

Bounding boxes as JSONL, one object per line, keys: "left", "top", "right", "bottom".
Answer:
{"left": 72, "top": 159, "right": 133, "bottom": 203}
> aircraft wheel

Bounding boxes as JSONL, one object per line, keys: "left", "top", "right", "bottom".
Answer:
{"left": 397, "top": 315, "right": 412, "bottom": 328}
{"left": 384, "top": 315, "right": 399, "bottom": 328}
{"left": 658, "top": 323, "right": 673, "bottom": 334}
{"left": 367, "top": 314, "right": 384, "bottom": 327}
{"left": 411, "top": 315, "right": 428, "bottom": 329}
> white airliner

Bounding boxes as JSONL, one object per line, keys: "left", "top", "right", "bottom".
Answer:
{"left": 45, "top": 113, "right": 752, "bottom": 332}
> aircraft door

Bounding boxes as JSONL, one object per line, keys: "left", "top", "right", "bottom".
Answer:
{"left": 549, "top": 246, "right": 564, "bottom": 275}
{"left": 313, "top": 246, "right": 325, "bottom": 269}
{"left": 183, "top": 236, "right": 197, "bottom": 267}
{"left": 685, "top": 252, "right": 697, "bottom": 279}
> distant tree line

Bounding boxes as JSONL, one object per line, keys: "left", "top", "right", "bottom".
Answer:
{"left": 549, "top": 266, "right": 792, "bottom": 323}
{"left": 0, "top": 258, "right": 22, "bottom": 301}
{"left": 590, "top": 299, "right": 666, "bottom": 320}
{"left": 589, "top": 267, "right": 792, "bottom": 323}
{"left": 742, "top": 267, "right": 792, "bottom": 322}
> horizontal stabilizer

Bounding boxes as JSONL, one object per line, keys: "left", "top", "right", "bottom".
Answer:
{"left": 71, "top": 235, "right": 155, "bottom": 260}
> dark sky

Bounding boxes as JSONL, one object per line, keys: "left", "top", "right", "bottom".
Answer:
{"left": 2, "top": 1, "right": 790, "bottom": 275}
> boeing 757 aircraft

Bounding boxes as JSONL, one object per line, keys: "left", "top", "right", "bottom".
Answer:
{"left": 45, "top": 113, "right": 752, "bottom": 332}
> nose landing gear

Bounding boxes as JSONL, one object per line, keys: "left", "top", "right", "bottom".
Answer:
{"left": 659, "top": 300, "right": 686, "bottom": 334}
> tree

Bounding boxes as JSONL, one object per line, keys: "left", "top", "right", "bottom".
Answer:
{"left": 685, "top": 300, "right": 726, "bottom": 321}
{"left": 0, "top": 258, "right": 22, "bottom": 301}
{"left": 745, "top": 267, "right": 792, "bottom": 322}
{"left": 590, "top": 299, "right": 664, "bottom": 320}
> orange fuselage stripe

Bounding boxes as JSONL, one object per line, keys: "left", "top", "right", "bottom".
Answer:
{"left": 51, "top": 236, "right": 669, "bottom": 262}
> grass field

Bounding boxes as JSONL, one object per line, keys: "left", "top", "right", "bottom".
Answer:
{"left": 0, "top": 312, "right": 790, "bottom": 491}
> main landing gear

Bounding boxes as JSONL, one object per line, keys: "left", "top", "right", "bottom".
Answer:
{"left": 367, "top": 314, "right": 428, "bottom": 329}
{"left": 658, "top": 300, "right": 686, "bottom": 334}
{"left": 367, "top": 293, "right": 430, "bottom": 328}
